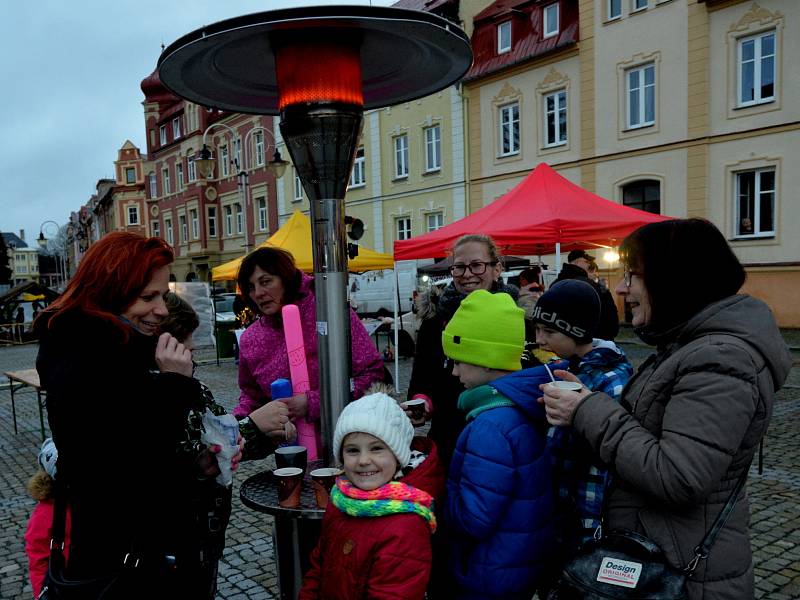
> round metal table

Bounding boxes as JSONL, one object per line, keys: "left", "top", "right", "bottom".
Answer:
{"left": 240, "top": 460, "right": 326, "bottom": 600}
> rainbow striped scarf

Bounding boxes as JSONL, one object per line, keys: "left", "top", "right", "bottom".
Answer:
{"left": 331, "top": 478, "right": 437, "bottom": 533}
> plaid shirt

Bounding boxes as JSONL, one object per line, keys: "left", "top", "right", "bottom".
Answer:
{"left": 547, "top": 341, "right": 633, "bottom": 547}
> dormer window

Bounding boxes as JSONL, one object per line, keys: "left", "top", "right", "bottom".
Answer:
{"left": 543, "top": 3, "right": 559, "bottom": 39}
{"left": 497, "top": 21, "right": 512, "bottom": 54}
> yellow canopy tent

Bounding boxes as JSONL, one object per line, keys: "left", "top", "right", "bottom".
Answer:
{"left": 211, "top": 210, "right": 394, "bottom": 281}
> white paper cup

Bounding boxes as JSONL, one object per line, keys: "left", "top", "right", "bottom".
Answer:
{"left": 546, "top": 381, "right": 583, "bottom": 392}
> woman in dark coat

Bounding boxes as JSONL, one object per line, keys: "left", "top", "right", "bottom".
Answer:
{"left": 542, "top": 218, "right": 792, "bottom": 600}
{"left": 35, "top": 232, "right": 228, "bottom": 599}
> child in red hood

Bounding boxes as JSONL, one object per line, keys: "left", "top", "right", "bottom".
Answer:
{"left": 300, "top": 391, "right": 444, "bottom": 600}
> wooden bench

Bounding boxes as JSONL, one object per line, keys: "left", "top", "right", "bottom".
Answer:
{"left": 4, "top": 369, "right": 46, "bottom": 441}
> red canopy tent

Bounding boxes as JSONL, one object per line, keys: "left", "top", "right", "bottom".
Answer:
{"left": 394, "top": 163, "right": 673, "bottom": 260}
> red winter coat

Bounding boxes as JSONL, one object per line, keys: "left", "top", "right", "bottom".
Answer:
{"left": 25, "top": 499, "right": 72, "bottom": 599}
{"left": 299, "top": 438, "right": 444, "bottom": 600}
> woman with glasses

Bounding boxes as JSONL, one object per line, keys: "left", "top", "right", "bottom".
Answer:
{"left": 406, "top": 234, "right": 519, "bottom": 468}
{"left": 541, "top": 218, "right": 792, "bottom": 600}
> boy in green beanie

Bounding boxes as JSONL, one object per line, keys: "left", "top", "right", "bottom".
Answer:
{"left": 440, "top": 289, "right": 559, "bottom": 600}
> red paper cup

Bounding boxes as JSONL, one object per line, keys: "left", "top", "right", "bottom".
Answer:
{"left": 405, "top": 398, "right": 426, "bottom": 421}
{"left": 274, "top": 467, "right": 303, "bottom": 508}
{"left": 275, "top": 446, "right": 308, "bottom": 472}
{"left": 310, "top": 468, "right": 342, "bottom": 509}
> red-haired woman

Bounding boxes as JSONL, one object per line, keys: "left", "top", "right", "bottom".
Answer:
{"left": 35, "top": 232, "right": 224, "bottom": 598}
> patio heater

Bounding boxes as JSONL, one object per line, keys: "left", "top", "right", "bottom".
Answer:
{"left": 159, "top": 5, "right": 471, "bottom": 466}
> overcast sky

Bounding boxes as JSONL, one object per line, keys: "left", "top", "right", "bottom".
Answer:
{"left": 0, "top": 0, "right": 393, "bottom": 245}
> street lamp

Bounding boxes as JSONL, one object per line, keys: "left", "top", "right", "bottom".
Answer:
{"left": 195, "top": 123, "right": 288, "bottom": 251}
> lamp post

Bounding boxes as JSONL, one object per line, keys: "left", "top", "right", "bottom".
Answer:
{"left": 195, "top": 122, "right": 288, "bottom": 251}
{"left": 38, "top": 220, "right": 67, "bottom": 288}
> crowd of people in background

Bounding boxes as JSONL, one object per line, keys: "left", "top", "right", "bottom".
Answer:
{"left": 21, "top": 218, "right": 792, "bottom": 600}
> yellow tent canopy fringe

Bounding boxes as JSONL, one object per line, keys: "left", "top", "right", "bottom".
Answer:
{"left": 211, "top": 210, "right": 394, "bottom": 281}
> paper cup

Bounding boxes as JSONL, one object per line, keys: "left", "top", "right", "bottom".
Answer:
{"left": 546, "top": 381, "right": 583, "bottom": 392}
{"left": 310, "top": 468, "right": 343, "bottom": 509}
{"left": 274, "top": 467, "right": 304, "bottom": 508}
{"left": 405, "top": 398, "right": 426, "bottom": 421}
{"left": 275, "top": 445, "right": 308, "bottom": 472}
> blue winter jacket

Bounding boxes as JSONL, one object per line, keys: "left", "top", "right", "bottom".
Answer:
{"left": 445, "top": 364, "right": 564, "bottom": 600}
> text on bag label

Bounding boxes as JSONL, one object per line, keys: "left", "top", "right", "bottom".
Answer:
{"left": 596, "top": 557, "right": 642, "bottom": 588}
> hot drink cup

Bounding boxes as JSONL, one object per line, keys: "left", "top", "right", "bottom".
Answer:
{"left": 275, "top": 445, "right": 308, "bottom": 472}
{"left": 404, "top": 398, "right": 427, "bottom": 421}
{"left": 274, "top": 467, "right": 304, "bottom": 508}
{"left": 310, "top": 467, "right": 343, "bottom": 509}
{"left": 546, "top": 381, "right": 583, "bottom": 392}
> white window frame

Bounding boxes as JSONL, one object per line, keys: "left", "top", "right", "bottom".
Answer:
{"left": 208, "top": 206, "right": 217, "bottom": 238}
{"left": 235, "top": 203, "right": 243, "bottom": 234}
{"left": 127, "top": 206, "right": 139, "bottom": 226}
{"left": 165, "top": 218, "right": 173, "bottom": 246}
{"left": 224, "top": 205, "right": 233, "bottom": 236}
{"left": 190, "top": 208, "right": 199, "bottom": 239}
{"left": 294, "top": 171, "right": 304, "bottom": 201}
{"left": 737, "top": 30, "right": 776, "bottom": 107}
{"left": 220, "top": 145, "right": 230, "bottom": 177}
{"left": 426, "top": 212, "right": 443, "bottom": 232}
{"left": 162, "top": 168, "right": 171, "bottom": 195}
{"left": 734, "top": 168, "right": 775, "bottom": 238}
{"left": 179, "top": 215, "right": 187, "bottom": 243}
{"left": 254, "top": 132, "right": 265, "bottom": 166}
{"left": 544, "top": 89, "right": 568, "bottom": 147}
{"left": 396, "top": 217, "right": 412, "bottom": 241}
{"left": 349, "top": 147, "right": 366, "bottom": 188}
{"left": 152, "top": 220, "right": 160, "bottom": 238}
{"left": 394, "top": 134, "right": 409, "bottom": 179}
{"left": 176, "top": 163, "right": 184, "bottom": 191}
{"left": 159, "top": 125, "right": 167, "bottom": 146}
{"left": 498, "top": 102, "right": 520, "bottom": 156}
{"left": 149, "top": 172, "right": 157, "bottom": 198}
{"left": 497, "top": 21, "right": 512, "bottom": 54}
{"left": 626, "top": 63, "right": 656, "bottom": 129}
{"left": 543, "top": 4, "right": 559, "bottom": 39}
{"left": 424, "top": 125, "right": 441, "bottom": 172}
{"left": 172, "top": 117, "right": 181, "bottom": 139}
{"left": 608, "top": 0, "right": 621, "bottom": 20}
{"left": 187, "top": 155, "right": 196, "bottom": 182}
{"left": 125, "top": 168, "right": 136, "bottom": 184}
{"left": 632, "top": 0, "right": 648, "bottom": 11}
{"left": 257, "top": 197, "right": 267, "bottom": 231}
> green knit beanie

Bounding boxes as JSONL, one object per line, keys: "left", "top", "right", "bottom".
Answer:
{"left": 442, "top": 290, "right": 524, "bottom": 371}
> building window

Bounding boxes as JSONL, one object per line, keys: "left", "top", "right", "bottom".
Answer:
{"left": 426, "top": 212, "right": 443, "bottom": 232}
{"left": 179, "top": 215, "right": 188, "bottom": 243}
{"left": 234, "top": 139, "right": 242, "bottom": 170}
{"left": 424, "top": 125, "right": 441, "bottom": 172}
{"left": 162, "top": 168, "right": 171, "bottom": 195}
{"left": 735, "top": 168, "right": 775, "bottom": 237}
{"left": 499, "top": 102, "right": 520, "bottom": 156}
{"left": 294, "top": 171, "right": 304, "bottom": 201}
{"left": 396, "top": 217, "right": 412, "bottom": 240}
{"left": 738, "top": 31, "right": 775, "bottom": 107}
{"left": 172, "top": 117, "right": 181, "bottom": 139}
{"left": 152, "top": 220, "right": 160, "bottom": 238}
{"left": 149, "top": 172, "right": 157, "bottom": 198}
{"left": 221, "top": 145, "right": 230, "bottom": 177}
{"left": 632, "top": 0, "right": 647, "bottom": 11}
{"left": 190, "top": 208, "right": 199, "bottom": 239}
{"left": 254, "top": 132, "right": 265, "bottom": 166}
{"left": 543, "top": 4, "right": 559, "bottom": 38}
{"left": 257, "top": 197, "right": 267, "bottom": 230}
{"left": 176, "top": 163, "right": 184, "bottom": 190}
{"left": 127, "top": 206, "right": 139, "bottom": 225}
{"left": 224, "top": 205, "right": 233, "bottom": 236}
{"left": 608, "top": 0, "right": 621, "bottom": 20}
{"left": 349, "top": 147, "right": 366, "bottom": 187}
{"left": 497, "top": 21, "right": 512, "bottom": 54}
{"left": 208, "top": 207, "right": 217, "bottom": 238}
{"left": 159, "top": 125, "right": 167, "bottom": 146}
{"left": 622, "top": 180, "right": 660, "bottom": 214}
{"left": 165, "top": 218, "right": 173, "bottom": 245}
{"left": 235, "top": 203, "right": 243, "bottom": 234}
{"left": 187, "top": 154, "right": 196, "bottom": 182}
{"left": 125, "top": 167, "right": 135, "bottom": 184}
{"left": 627, "top": 63, "right": 655, "bottom": 129}
{"left": 544, "top": 90, "right": 568, "bottom": 147}
{"left": 394, "top": 135, "right": 409, "bottom": 178}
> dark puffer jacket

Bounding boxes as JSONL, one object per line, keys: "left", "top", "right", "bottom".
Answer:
{"left": 572, "top": 295, "right": 792, "bottom": 600}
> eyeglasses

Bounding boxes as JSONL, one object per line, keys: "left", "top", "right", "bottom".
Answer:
{"left": 449, "top": 260, "right": 498, "bottom": 277}
{"left": 623, "top": 269, "right": 641, "bottom": 287}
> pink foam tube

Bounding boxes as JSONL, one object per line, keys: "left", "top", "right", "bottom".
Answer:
{"left": 282, "top": 304, "right": 319, "bottom": 459}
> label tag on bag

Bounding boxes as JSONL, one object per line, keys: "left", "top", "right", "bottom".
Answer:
{"left": 596, "top": 557, "right": 642, "bottom": 588}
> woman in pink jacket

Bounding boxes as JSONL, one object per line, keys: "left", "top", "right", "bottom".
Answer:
{"left": 234, "top": 248, "right": 384, "bottom": 442}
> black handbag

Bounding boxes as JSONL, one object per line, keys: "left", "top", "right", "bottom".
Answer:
{"left": 37, "top": 481, "right": 137, "bottom": 600}
{"left": 549, "top": 467, "right": 750, "bottom": 599}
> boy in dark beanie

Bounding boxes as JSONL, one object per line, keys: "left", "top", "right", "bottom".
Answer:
{"left": 441, "top": 290, "right": 557, "bottom": 600}
{"left": 532, "top": 279, "right": 633, "bottom": 574}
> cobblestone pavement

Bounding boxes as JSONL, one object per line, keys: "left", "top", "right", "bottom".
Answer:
{"left": 0, "top": 341, "right": 798, "bottom": 599}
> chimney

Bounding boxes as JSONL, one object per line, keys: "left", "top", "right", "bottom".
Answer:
{"left": 19, "top": 229, "right": 25, "bottom": 241}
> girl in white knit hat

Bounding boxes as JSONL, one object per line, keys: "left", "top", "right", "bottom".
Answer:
{"left": 299, "top": 392, "right": 444, "bottom": 600}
